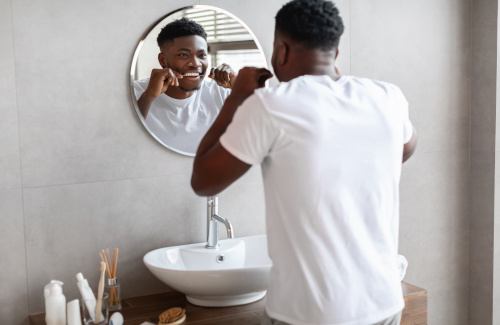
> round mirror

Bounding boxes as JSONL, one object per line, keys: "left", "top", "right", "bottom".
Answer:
{"left": 130, "top": 5, "right": 268, "bottom": 156}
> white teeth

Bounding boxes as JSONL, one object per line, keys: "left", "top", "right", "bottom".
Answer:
{"left": 183, "top": 72, "right": 200, "bottom": 77}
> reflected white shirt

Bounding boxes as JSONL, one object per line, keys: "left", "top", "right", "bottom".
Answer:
{"left": 133, "top": 78, "right": 231, "bottom": 154}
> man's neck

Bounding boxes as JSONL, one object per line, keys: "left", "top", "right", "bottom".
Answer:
{"left": 164, "top": 86, "right": 196, "bottom": 99}
{"left": 285, "top": 49, "right": 341, "bottom": 81}
{"left": 307, "top": 65, "right": 341, "bottom": 81}
{"left": 284, "top": 64, "right": 341, "bottom": 82}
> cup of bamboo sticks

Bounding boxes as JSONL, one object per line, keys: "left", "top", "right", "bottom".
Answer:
{"left": 106, "top": 277, "right": 121, "bottom": 311}
{"left": 99, "top": 248, "right": 122, "bottom": 311}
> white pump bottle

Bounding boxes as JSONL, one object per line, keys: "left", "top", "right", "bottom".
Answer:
{"left": 44, "top": 280, "right": 66, "bottom": 325}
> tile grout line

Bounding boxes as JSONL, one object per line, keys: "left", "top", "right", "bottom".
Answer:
{"left": 8, "top": 0, "right": 31, "bottom": 318}
{"left": 20, "top": 146, "right": 463, "bottom": 191}
{"left": 22, "top": 172, "right": 193, "bottom": 190}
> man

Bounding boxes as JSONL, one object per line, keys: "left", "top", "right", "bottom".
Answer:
{"left": 134, "top": 18, "right": 235, "bottom": 153}
{"left": 191, "top": 0, "right": 417, "bottom": 324}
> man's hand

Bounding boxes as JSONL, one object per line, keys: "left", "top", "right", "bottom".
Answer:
{"left": 144, "top": 68, "right": 182, "bottom": 98}
{"left": 137, "top": 68, "right": 182, "bottom": 118}
{"left": 230, "top": 67, "right": 273, "bottom": 101}
{"left": 209, "top": 63, "right": 237, "bottom": 89}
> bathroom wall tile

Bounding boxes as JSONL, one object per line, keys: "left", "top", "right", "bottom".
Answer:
{"left": 430, "top": 284, "right": 469, "bottom": 325}
{"left": 332, "top": 0, "right": 351, "bottom": 74}
{"left": 0, "top": 0, "right": 21, "bottom": 190}
{"left": 350, "top": 0, "right": 470, "bottom": 155}
{"left": 218, "top": 167, "right": 265, "bottom": 237}
{"left": 470, "top": 0, "right": 497, "bottom": 156}
{"left": 351, "top": 2, "right": 471, "bottom": 322}
{"left": 12, "top": 0, "right": 200, "bottom": 188}
{"left": 400, "top": 150, "right": 469, "bottom": 279}
{"left": 24, "top": 174, "right": 198, "bottom": 313}
{"left": 23, "top": 169, "right": 266, "bottom": 313}
{"left": 0, "top": 1, "right": 28, "bottom": 323}
{"left": 0, "top": 189, "right": 28, "bottom": 324}
{"left": 399, "top": 149, "right": 469, "bottom": 325}
{"left": 469, "top": 1, "right": 498, "bottom": 324}
{"left": 469, "top": 151, "right": 495, "bottom": 325}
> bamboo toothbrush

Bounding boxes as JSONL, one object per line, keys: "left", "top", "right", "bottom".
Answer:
{"left": 95, "top": 261, "right": 106, "bottom": 322}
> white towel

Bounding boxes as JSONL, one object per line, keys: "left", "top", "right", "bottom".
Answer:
{"left": 398, "top": 254, "right": 409, "bottom": 281}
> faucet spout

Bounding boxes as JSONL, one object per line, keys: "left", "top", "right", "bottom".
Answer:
{"left": 206, "top": 196, "right": 234, "bottom": 249}
{"left": 212, "top": 214, "right": 234, "bottom": 239}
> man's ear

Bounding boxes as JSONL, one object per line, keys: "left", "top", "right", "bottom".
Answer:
{"left": 276, "top": 41, "right": 289, "bottom": 66}
{"left": 158, "top": 52, "right": 167, "bottom": 69}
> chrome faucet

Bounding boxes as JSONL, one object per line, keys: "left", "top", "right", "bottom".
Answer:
{"left": 206, "top": 196, "right": 234, "bottom": 249}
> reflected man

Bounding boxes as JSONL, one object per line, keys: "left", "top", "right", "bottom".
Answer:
{"left": 134, "top": 18, "right": 235, "bottom": 154}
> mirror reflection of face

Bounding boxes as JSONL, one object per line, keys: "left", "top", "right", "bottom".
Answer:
{"left": 131, "top": 6, "right": 268, "bottom": 156}
{"left": 159, "top": 35, "right": 209, "bottom": 92}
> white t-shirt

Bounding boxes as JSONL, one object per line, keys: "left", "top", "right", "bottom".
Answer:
{"left": 220, "top": 75, "right": 413, "bottom": 325}
{"left": 133, "top": 78, "right": 231, "bottom": 154}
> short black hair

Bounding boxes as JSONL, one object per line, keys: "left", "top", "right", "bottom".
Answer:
{"left": 275, "top": 0, "right": 344, "bottom": 50}
{"left": 157, "top": 17, "right": 208, "bottom": 47}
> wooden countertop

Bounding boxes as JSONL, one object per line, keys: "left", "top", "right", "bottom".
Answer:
{"left": 29, "top": 282, "right": 427, "bottom": 325}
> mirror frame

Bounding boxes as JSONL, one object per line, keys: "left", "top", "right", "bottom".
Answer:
{"left": 129, "top": 5, "right": 268, "bottom": 156}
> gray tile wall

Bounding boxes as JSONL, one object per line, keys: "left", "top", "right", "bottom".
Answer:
{"left": 350, "top": 1, "right": 471, "bottom": 323}
{"left": 0, "top": 0, "right": 28, "bottom": 324}
{"left": 471, "top": 0, "right": 498, "bottom": 324}
{"left": 0, "top": 0, "right": 474, "bottom": 324}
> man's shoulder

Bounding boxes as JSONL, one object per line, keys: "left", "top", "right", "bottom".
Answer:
{"left": 133, "top": 78, "right": 150, "bottom": 89}
{"left": 348, "top": 77, "right": 408, "bottom": 109}
{"left": 348, "top": 76, "right": 403, "bottom": 96}
{"left": 254, "top": 75, "right": 331, "bottom": 102}
{"left": 254, "top": 79, "right": 295, "bottom": 99}
{"left": 201, "top": 78, "right": 231, "bottom": 97}
{"left": 132, "top": 78, "right": 151, "bottom": 98}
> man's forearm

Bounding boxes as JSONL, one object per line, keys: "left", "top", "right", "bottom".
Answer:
{"left": 137, "top": 92, "right": 155, "bottom": 118}
{"left": 196, "top": 94, "right": 246, "bottom": 157}
{"left": 191, "top": 67, "right": 272, "bottom": 196}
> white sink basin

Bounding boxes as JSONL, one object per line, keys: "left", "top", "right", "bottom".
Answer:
{"left": 143, "top": 234, "right": 272, "bottom": 307}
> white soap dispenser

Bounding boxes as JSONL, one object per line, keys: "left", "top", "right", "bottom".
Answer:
{"left": 44, "top": 280, "right": 66, "bottom": 325}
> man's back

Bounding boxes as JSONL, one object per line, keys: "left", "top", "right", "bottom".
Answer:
{"left": 220, "top": 74, "right": 413, "bottom": 325}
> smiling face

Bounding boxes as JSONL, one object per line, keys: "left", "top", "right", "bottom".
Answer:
{"left": 159, "top": 35, "right": 209, "bottom": 92}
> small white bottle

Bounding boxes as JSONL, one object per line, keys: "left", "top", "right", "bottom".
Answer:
{"left": 67, "top": 299, "right": 82, "bottom": 325}
{"left": 44, "top": 280, "right": 66, "bottom": 325}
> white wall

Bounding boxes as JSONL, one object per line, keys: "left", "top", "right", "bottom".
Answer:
{"left": 0, "top": 0, "right": 472, "bottom": 324}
